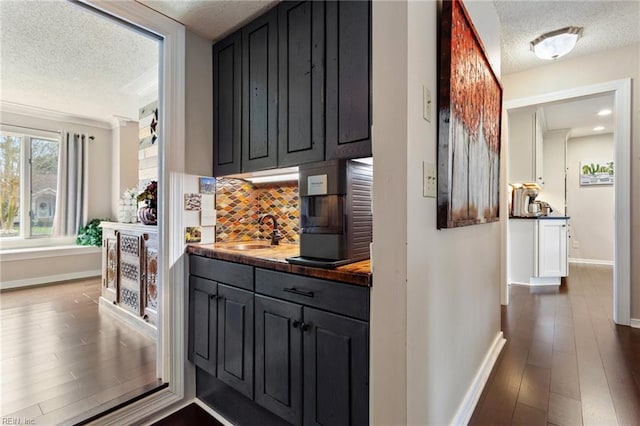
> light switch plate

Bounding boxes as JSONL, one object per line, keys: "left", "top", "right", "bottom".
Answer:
{"left": 423, "top": 86, "right": 432, "bottom": 122}
{"left": 423, "top": 162, "right": 437, "bottom": 198}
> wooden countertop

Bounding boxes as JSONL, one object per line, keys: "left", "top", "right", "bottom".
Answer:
{"left": 186, "top": 241, "right": 372, "bottom": 287}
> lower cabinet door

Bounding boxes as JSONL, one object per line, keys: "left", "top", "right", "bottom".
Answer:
{"left": 189, "top": 276, "right": 218, "bottom": 377}
{"left": 255, "top": 295, "right": 303, "bottom": 424}
{"left": 303, "top": 308, "right": 369, "bottom": 426}
{"left": 217, "top": 284, "right": 254, "bottom": 399}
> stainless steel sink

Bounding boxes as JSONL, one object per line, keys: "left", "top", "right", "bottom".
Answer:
{"left": 225, "top": 243, "right": 273, "bottom": 251}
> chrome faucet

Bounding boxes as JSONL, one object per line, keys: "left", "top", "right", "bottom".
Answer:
{"left": 259, "top": 214, "right": 283, "bottom": 245}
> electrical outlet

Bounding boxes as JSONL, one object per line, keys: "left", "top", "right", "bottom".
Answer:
{"left": 572, "top": 240, "right": 580, "bottom": 249}
{"left": 423, "top": 162, "right": 437, "bottom": 198}
{"left": 423, "top": 86, "right": 432, "bottom": 122}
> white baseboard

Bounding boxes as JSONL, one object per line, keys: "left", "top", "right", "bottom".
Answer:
{"left": 530, "top": 276, "right": 561, "bottom": 286}
{"left": 630, "top": 318, "right": 640, "bottom": 329}
{"left": 569, "top": 258, "right": 614, "bottom": 266}
{"left": 99, "top": 297, "right": 157, "bottom": 340}
{"left": 451, "top": 332, "right": 506, "bottom": 426}
{"left": 194, "top": 399, "right": 234, "bottom": 426}
{"left": 0, "top": 270, "right": 101, "bottom": 291}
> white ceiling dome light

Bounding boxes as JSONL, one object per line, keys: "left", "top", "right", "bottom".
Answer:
{"left": 530, "top": 26, "right": 583, "bottom": 60}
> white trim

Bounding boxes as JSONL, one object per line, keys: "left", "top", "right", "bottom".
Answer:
{"left": 99, "top": 297, "right": 157, "bottom": 340}
{"left": 0, "top": 101, "right": 112, "bottom": 129}
{"left": 194, "top": 399, "right": 234, "bottom": 426}
{"left": 78, "top": 1, "right": 189, "bottom": 424}
{"left": 136, "top": 398, "right": 233, "bottom": 426}
{"left": 503, "top": 78, "right": 631, "bottom": 326}
{"left": 630, "top": 318, "right": 640, "bottom": 329}
{"left": 451, "top": 332, "right": 506, "bottom": 426}
{"left": 0, "top": 245, "right": 100, "bottom": 261}
{"left": 530, "top": 276, "right": 561, "bottom": 286}
{"left": 0, "top": 270, "right": 100, "bottom": 290}
{"left": 569, "top": 257, "right": 614, "bottom": 266}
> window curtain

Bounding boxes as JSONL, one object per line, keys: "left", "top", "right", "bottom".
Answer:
{"left": 52, "top": 132, "right": 88, "bottom": 237}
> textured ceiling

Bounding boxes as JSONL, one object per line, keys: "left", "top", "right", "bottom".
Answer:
{"left": 495, "top": 0, "right": 640, "bottom": 74}
{"left": 0, "top": 0, "right": 159, "bottom": 123}
{"left": 542, "top": 93, "right": 614, "bottom": 138}
{"left": 138, "top": 0, "right": 278, "bottom": 42}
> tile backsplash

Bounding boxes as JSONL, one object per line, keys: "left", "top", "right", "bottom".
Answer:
{"left": 215, "top": 178, "right": 299, "bottom": 243}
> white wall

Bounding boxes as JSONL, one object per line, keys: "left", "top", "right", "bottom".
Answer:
{"left": 185, "top": 29, "right": 213, "bottom": 177}
{"left": 370, "top": 1, "right": 408, "bottom": 423}
{"left": 0, "top": 110, "right": 108, "bottom": 287}
{"left": 502, "top": 43, "right": 640, "bottom": 316}
{"left": 0, "top": 110, "right": 113, "bottom": 220}
{"left": 372, "top": 1, "right": 503, "bottom": 424}
{"left": 111, "top": 121, "right": 140, "bottom": 219}
{"left": 542, "top": 129, "right": 569, "bottom": 215}
{"left": 567, "top": 133, "right": 614, "bottom": 263}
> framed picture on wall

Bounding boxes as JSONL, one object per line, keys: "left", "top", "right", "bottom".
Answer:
{"left": 437, "top": 0, "right": 503, "bottom": 229}
{"left": 580, "top": 160, "right": 614, "bottom": 185}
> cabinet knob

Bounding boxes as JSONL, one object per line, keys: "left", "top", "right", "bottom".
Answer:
{"left": 292, "top": 320, "right": 300, "bottom": 329}
{"left": 301, "top": 322, "right": 311, "bottom": 332}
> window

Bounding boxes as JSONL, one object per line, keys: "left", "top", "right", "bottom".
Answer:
{"left": 0, "top": 129, "right": 59, "bottom": 240}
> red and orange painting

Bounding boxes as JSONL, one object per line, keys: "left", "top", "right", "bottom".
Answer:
{"left": 437, "top": 0, "right": 502, "bottom": 229}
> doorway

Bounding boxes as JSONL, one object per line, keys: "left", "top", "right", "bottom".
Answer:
{"left": 504, "top": 79, "right": 632, "bottom": 326}
{"left": 3, "top": 2, "right": 173, "bottom": 419}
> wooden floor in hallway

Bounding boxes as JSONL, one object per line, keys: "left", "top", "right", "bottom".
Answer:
{"left": 0, "top": 278, "right": 161, "bottom": 425}
{"left": 470, "top": 263, "right": 640, "bottom": 426}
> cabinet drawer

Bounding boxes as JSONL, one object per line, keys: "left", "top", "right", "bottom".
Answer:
{"left": 189, "top": 256, "right": 254, "bottom": 291}
{"left": 255, "top": 269, "right": 369, "bottom": 321}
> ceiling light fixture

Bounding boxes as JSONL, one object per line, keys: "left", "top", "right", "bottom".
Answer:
{"left": 593, "top": 126, "right": 605, "bottom": 131}
{"left": 530, "top": 26, "right": 583, "bottom": 60}
{"left": 598, "top": 109, "right": 612, "bottom": 116}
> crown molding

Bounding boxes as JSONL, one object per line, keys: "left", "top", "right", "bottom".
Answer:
{"left": 0, "top": 101, "right": 114, "bottom": 129}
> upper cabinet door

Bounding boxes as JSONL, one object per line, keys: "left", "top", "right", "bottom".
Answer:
{"left": 277, "top": 1, "right": 325, "bottom": 167}
{"left": 242, "top": 9, "right": 278, "bottom": 172}
{"left": 326, "top": 1, "right": 372, "bottom": 160}
{"left": 213, "top": 31, "right": 242, "bottom": 176}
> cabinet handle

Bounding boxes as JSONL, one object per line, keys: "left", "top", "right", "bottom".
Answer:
{"left": 301, "top": 322, "right": 311, "bottom": 332}
{"left": 283, "top": 288, "right": 314, "bottom": 298}
{"left": 292, "top": 320, "right": 301, "bottom": 329}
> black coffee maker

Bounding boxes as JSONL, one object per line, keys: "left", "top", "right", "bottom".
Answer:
{"left": 287, "top": 159, "right": 373, "bottom": 268}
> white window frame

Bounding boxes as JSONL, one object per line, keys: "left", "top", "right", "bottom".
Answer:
{"left": 0, "top": 126, "right": 67, "bottom": 249}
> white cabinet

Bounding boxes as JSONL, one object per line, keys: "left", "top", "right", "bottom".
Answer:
{"left": 536, "top": 219, "right": 568, "bottom": 277}
{"left": 507, "top": 108, "right": 545, "bottom": 186}
{"left": 509, "top": 218, "right": 568, "bottom": 286}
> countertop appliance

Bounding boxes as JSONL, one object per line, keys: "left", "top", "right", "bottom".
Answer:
{"left": 511, "top": 183, "right": 543, "bottom": 217}
{"left": 287, "top": 159, "right": 373, "bottom": 269}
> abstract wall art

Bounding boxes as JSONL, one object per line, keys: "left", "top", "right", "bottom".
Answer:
{"left": 437, "top": 0, "right": 503, "bottom": 229}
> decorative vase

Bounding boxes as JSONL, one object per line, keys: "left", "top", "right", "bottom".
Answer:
{"left": 138, "top": 201, "right": 157, "bottom": 225}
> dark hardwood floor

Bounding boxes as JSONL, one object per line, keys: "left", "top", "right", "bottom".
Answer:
{"left": 470, "top": 263, "right": 640, "bottom": 425}
{"left": 0, "top": 278, "right": 160, "bottom": 425}
{"left": 151, "top": 403, "right": 223, "bottom": 426}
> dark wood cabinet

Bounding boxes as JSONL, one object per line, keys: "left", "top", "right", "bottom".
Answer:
{"left": 242, "top": 8, "right": 279, "bottom": 172}
{"left": 255, "top": 295, "right": 303, "bottom": 424}
{"left": 217, "top": 283, "right": 255, "bottom": 399}
{"left": 303, "top": 307, "right": 369, "bottom": 426}
{"left": 326, "top": 0, "right": 372, "bottom": 160}
{"left": 189, "top": 276, "right": 218, "bottom": 377}
{"left": 190, "top": 255, "right": 369, "bottom": 426}
{"left": 213, "top": 31, "right": 242, "bottom": 176}
{"left": 277, "top": 1, "right": 325, "bottom": 167}
{"left": 212, "top": 1, "right": 371, "bottom": 176}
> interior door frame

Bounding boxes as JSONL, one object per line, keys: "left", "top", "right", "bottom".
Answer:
{"left": 503, "top": 78, "right": 631, "bottom": 326}
{"left": 76, "top": 1, "right": 191, "bottom": 423}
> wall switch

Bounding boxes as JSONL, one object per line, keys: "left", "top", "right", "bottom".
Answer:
{"left": 423, "top": 162, "right": 437, "bottom": 198}
{"left": 423, "top": 86, "right": 432, "bottom": 122}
